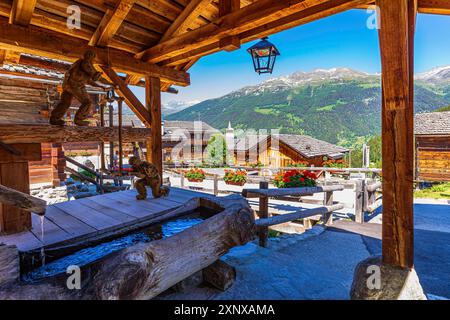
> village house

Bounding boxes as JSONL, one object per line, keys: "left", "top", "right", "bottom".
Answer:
{"left": 230, "top": 125, "right": 349, "bottom": 168}
{"left": 415, "top": 111, "right": 450, "bottom": 182}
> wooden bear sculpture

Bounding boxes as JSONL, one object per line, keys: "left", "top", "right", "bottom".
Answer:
{"left": 128, "top": 156, "right": 170, "bottom": 200}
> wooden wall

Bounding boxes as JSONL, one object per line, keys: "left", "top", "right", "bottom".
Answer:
{"left": 234, "top": 141, "right": 325, "bottom": 168}
{"left": 0, "top": 77, "right": 56, "bottom": 124}
{"left": 416, "top": 135, "right": 450, "bottom": 182}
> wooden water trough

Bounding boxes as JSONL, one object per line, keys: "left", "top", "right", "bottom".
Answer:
{"left": 0, "top": 188, "right": 255, "bottom": 300}
{"left": 0, "top": 188, "right": 256, "bottom": 300}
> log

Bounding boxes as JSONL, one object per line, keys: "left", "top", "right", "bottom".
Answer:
{"left": 0, "top": 195, "right": 254, "bottom": 300}
{"left": 91, "top": 201, "right": 255, "bottom": 300}
{"left": 0, "top": 183, "right": 46, "bottom": 215}
{"left": 0, "top": 124, "right": 152, "bottom": 144}
{"left": 203, "top": 260, "right": 236, "bottom": 291}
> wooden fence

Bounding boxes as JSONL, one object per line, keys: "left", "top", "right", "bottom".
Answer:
{"left": 242, "top": 182, "right": 344, "bottom": 247}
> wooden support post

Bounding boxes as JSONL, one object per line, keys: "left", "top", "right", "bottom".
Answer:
{"left": 354, "top": 179, "right": 364, "bottom": 224}
{"left": 118, "top": 98, "right": 124, "bottom": 178}
{"left": 180, "top": 174, "right": 185, "bottom": 189}
{"left": 0, "top": 143, "right": 41, "bottom": 234}
{"left": 108, "top": 104, "right": 114, "bottom": 170}
{"left": 203, "top": 260, "right": 236, "bottom": 291}
{"left": 213, "top": 174, "right": 219, "bottom": 196}
{"left": 146, "top": 77, "right": 162, "bottom": 176}
{"left": 377, "top": 0, "right": 416, "bottom": 268}
{"left": 50, "top": 143, "right": 65, "bottom": 187}
{"left": 99, "top": 100, "right": 106, "bottom": 172}
{"left": 258, "top": 181, "right": 269, "bottom": 247}
{"left": 323, "top": 190, "right": 334, "bottom": 226}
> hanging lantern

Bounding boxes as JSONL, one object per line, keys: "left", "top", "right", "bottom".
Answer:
{"left": 247, "top": 37, "right": 280, "bottom": 74}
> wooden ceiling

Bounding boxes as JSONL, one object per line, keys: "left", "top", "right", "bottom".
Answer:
{"left": 0, "top": 0, "right": 449, "bottom": 91}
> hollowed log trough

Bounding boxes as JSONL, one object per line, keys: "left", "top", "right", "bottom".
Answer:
{"left": 0, "top": 194, "right": 256, "bottom": 300}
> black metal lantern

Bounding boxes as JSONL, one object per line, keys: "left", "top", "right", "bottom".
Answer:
{"left": 247, "top": 37, "right": 280, "bottom": 74}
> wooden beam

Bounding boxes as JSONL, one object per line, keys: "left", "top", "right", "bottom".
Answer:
{"left": 160, "top": 0, "right": 214, "bottom": 42}
{"left": 137, "top": 0, "right": 368, "bottom": 64}
{"left": 100, "top": 65, "right": 151, "bottom": 126}
{"left": 219, "top": 0, "right": 240, "bottom": 16}
{"left": 418, "top": 0, "right": 450, "bottom": 14}
{"left": 89, "top": 0, "right": 137, "bottom": 47}
{"left": 219, "top": 36, "right": 241, "bottom": 52}
{"left": 0, "top": 17, "right": 190, "bottom": 86}
{"left": 0, "top": 124, "right": 152, "bottom": 144}
{"left": 146, "top": 76, "right": 162, "bottom": 175}
{"left": 157, "top": 0, "right": 369, "bottom": 66}
{"left": 355, "top": 0, "right": 450, "bottom": 15}
{"left": 136, "top": 0, "right": 307, "bottom": 63}
{"left": 9, "top": 0, "right": 37, "bottom": 26}
{"left": 0, "top": 183, "right": 46, "bottom": 215}
{"left": 377, "top": 0, "right": 416, "bottom": 268}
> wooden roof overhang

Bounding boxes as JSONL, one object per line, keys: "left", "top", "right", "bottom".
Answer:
{"left": 0, "top": 1, "right": 448, "bottom": 91}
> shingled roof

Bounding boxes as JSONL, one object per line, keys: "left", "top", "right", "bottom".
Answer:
{"left": 415, "top": 111, "right": 450, "bottom": 135}
{"left": 235, "top": 134, "right": 349, "bottom": 158}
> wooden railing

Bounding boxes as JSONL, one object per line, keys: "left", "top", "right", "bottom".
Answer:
{"left": 242, "top": 182, "right": 344, "bottom": 247}
{"left": 354, "top": 179, "right": 383, "bottom": 224}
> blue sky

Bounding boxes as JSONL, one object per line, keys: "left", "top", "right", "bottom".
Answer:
{"left": 131, "top": 9, "right": 450, "bottom": 106}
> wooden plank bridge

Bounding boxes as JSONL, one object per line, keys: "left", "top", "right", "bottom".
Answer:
{"left": 0, "top": 187, "right": 211, "bottom": 252}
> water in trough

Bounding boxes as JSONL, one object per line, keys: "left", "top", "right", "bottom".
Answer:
{"left": 22, "top": 217, "right": 204, "bottom": 282}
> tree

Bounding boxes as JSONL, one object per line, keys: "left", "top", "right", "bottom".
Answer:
{"left": 204, "top": 134, "right": 230, "bottom": 166}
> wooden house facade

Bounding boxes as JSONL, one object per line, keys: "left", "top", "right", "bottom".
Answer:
{"left": 234, "top": 134, "right": 349, "bottom": 167}
{"left": 415, "top": 111, "right": 450, "bottom": 182}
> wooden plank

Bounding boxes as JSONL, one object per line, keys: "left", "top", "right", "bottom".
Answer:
{"left": 377, "top": 0, "right": 416, "bottom": 268}
{"left": 100, "top": 66, "right": 151, "bottom": 126}
{"left": 43, "top": 206, "right": 96, "bottom": 238}
{"left": 75, "top": 197, "right": 137, "bottom": 222}
{"left": 30, "top": 213, "right": 71, "bottom": 246}
{"left": 146, "top": 76, "right": 162, "bottom": 175}
{"left": 0, "top": 17, "right": 190, "bottom": 86}
{"left": 54, "top": 201, "right": 124, "bottom": 230}
{"left": 104, "top": 189, "right": 183, "bottom": 209}
{"left": 89, "top": 0, "right": 137, "bottom": 47}
{"left": 0, "top": 124, "right": 152, "bottom": 144}
{"left": 9, "top": 0, "right": 37, "bottom": 26}
{"left": 0, "top": 229, "right": 43, "bottom": 251}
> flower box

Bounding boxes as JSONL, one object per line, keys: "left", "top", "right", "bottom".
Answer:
{"left": 184, "top": 168, "right": 206, "bottom": 182}
{"left": 187, "top": 178, "right": 204, "bottom": 183}
{"left": 223, "top": 169, "right": 247, "bottom": 186}
{"left": 225, "top": 180, "right": 246, "bottom": 186}
{"left": 273, "top": 170, "right": 318, "bottom": 188}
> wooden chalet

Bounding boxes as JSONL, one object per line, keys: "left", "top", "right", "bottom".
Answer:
{"left": 234, "top": 134, "right": 349, "bottom": 167}
{"left": 0, "top": 0, "right": 448, "bottom": 291}
{"left": 415, "top": 111, "right": 450, "bottom": 182}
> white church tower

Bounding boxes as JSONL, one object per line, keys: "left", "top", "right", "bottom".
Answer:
{"left": 225, "top": 121, "right": 235, "bottom": 148}
{"left": 225, "top": 121, "right": 235, "bottom": 164}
